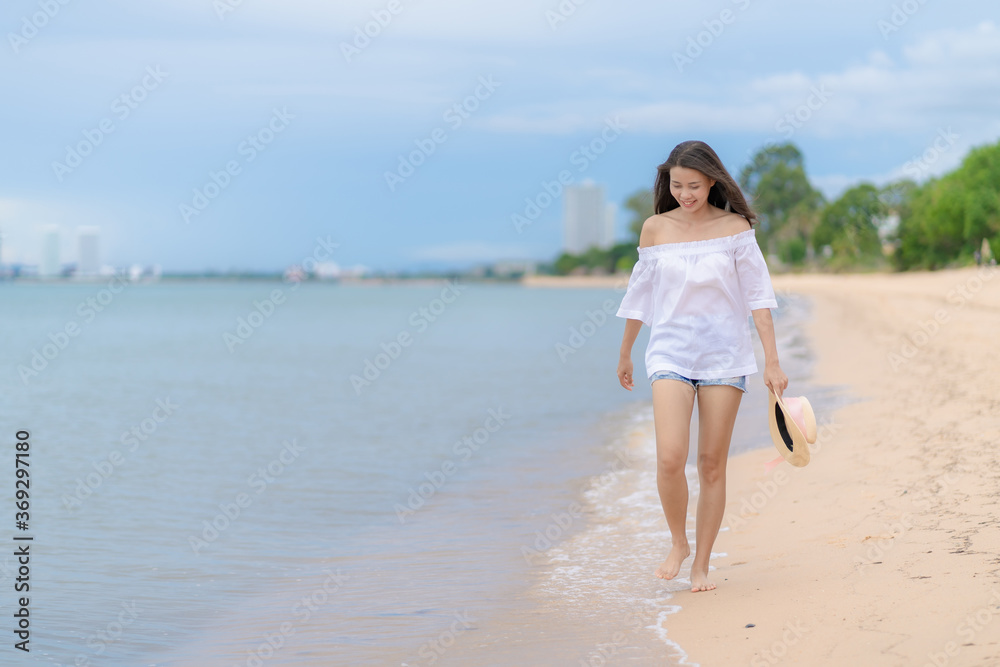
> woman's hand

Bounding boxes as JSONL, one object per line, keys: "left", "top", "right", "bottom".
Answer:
{"left": 618, "top": 320, "right": 643, "bottom": 391}
{"left": 763, "top": 360, "right": 788, "bottom": 398}
{"left": 617, "top": 356, "right": 634, "bottom": 391}
{"left": 752, "top": 309, "right": 787, "bottom": 397}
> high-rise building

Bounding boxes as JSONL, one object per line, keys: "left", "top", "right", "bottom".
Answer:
{"left": 77, "top": 226, "right": 100, "bottom": 276}
{"left": 40, "top": 225, "right": 60, "bottom": 277}
{"left": 605, "top": 201, "right": 617, "bottom": 245}
{"left": 564, "top": 180, "right": 615, "bottom": 254}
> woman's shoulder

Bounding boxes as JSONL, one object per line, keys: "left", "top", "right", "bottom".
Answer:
{"left": 638, "top": 211, "right": 752, "bottom": 248}
{"left": 710, "top": 211, "right": 755, "bottom": 245}
{"left": 717, "top": 210, "right": 753, "bottom": 233}
{"left": 638, "top": 212, "right": 698, "bottom": 246}
{"left": 638, "top": 214, "right": 668, "bottom": 247}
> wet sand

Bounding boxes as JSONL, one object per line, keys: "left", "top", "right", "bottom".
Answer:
{"left": 666, "top": 265, "right": 1000, "bottom": 666}
{"left": 521, "top": 274, "right": 627, "bottom": 289}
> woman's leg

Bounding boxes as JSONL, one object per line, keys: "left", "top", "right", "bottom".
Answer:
{"left": 650, "top": 378, "right": 697, "bottom": 579}
{"left": 690, "top": 384, "right": 743, "bottom": 591}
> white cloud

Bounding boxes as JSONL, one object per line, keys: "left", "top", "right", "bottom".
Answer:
{"left": 477, "top": 21, "right": 1000, "bottom": 141}
{"left": 96, "top": 0, "right": 606, "bottom": 42}
{"left": 902, "top": 20, "right": 1000, "bottom": 64}
{"left": 476, "top": 111, "right": 596, "bottom": 135}
{"left": 812, "top": 128, "right": 979, "bottom": 200}
{"left": 617, "top": 100, "right": 779, "bottom": 134}
{"left": 866, "top": 50, "right": 895, "bottom": 69}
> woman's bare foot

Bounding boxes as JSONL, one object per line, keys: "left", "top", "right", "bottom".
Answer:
{"left": 689, "top": 564, "right": 716, "bottom": 592}
{"left": 654, "top": 542, "right": 691, "bottom": 579}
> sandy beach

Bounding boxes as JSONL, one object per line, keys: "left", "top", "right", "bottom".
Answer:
{"left": 664, "top": 265, "right": 1000, "bottom": 666}
{"left": 522, "top": 274, "right": 629, "bottom": 289}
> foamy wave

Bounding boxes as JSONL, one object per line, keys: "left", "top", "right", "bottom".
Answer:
{"left": 526, "top": 404, "right": 728, "bottom": 665}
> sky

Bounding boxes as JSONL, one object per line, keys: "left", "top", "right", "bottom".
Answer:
{"left": 1, "top": 0, "right": 998, "bottom": 273}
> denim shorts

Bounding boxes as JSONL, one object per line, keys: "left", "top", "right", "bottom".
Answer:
{"left": 650, "top": 370, "right": 748, "bottom": 394}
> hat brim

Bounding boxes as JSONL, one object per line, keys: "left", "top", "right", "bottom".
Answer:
{"left": 768, "top": 389, "right": 812, "bottom": 467}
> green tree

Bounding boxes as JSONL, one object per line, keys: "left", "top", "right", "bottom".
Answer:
{"left": 608, "top": 241, "right": 638, "bottom": 273}
{"left": 779, "top": 199, "right": 823, "bottom": 265}
{"left": 777, "top": 236, "right": 807, "bottom": 265}
{"left": 580, "top": 245, "right": 610, "bottom": 272}
{"left": 739, "top": 142, "right": 825, "bottom": 258}
{"left": 813, "top": 183, "right": 885, "bottom": 268}
{"left": 554, "top": 252, "right": 581, "bottom": 275}
{"left": 879, "top": 179, "right": 919, "bottom": 218}
{"left": 893, "top": 140, "right": 1000, "bottom": 270}
{"left": 624, "top": 188, "right": 655, "bottom": 243}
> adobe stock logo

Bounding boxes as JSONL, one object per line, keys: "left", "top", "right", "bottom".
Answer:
{"left": 774, "top": 85, "right": 833, "bottom": 139}
{"left": 511, "top": 116, "right": 627, "bottom": 234}
{"left": 554, "top": 292, "right": 626, "bottom": 363}
{"left": 902, "top": 128, "right": 959, "bottom": 180}
{"left": 179, "top": 108, "right": 294, "bottom": 224}
{"left": 7, "top": 0, "right": 73, "bottom": 54}
{"left": 877, "top": 0, "right": 930, "bottom": 39}
{"left": 51, "top": 66, "right": 168, "bottom": 182}
{"left": 340, "top": 0, "right": 413, "bottom": 63}
{"left": 673, "top": 0, "right": 753, "bottom": 73}
{"left": 384, "top": 76, "right": 501, "bottom": 192}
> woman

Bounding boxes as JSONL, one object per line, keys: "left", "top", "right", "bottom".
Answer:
{"left": 615, "top": 140, "right": 788, "bottom": 593}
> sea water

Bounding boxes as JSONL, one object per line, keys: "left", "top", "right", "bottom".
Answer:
{"left": 0, "top": 280, "right": 846, "bottom": 666}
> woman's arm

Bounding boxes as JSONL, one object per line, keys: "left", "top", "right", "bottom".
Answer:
{"left": 617, "top": 318, "right": 643, "bottom": 391}
{"left": 617, "top": 216, "right": 659, "bottom": 391}
{"left": 751, "top": 308, "right": 788, "bottom": 397}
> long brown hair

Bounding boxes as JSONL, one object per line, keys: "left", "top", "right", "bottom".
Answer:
{"left": 653, "top": 140, "right": 757, "bottom": 226}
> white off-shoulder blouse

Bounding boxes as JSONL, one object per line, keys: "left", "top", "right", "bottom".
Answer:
{"left": 615, "top": 227, "right": 778, "bottom": 380}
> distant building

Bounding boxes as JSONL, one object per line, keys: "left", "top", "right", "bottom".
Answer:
{"left": 40, "top": 225, "right": 60, "bottom": 277}
{"left": 313, "top": 262, "right": 341, "bottom": 280}
{"left": 564, "top": 180, "right": 615, "bottom": 254}
{"left": 77, "top": 226, "right": 100, "bottom": 276}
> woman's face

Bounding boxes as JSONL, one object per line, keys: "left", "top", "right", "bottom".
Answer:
{"left": 669, "top": 166, "right": 716, "bottom": 214}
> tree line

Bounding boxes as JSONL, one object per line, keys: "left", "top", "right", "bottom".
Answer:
{"left": 550, "top": 139, "right": 1000, "bottom": 274}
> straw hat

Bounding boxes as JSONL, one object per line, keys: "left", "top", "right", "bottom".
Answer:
{"left": 768, "top": 388, "right": 817, "bottom": 467}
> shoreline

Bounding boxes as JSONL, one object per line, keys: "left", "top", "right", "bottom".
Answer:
{"left": 521, "top": 274, "right": 629, "bottom": 289}
{"left": 518, "top": 268, "right": 991, "bottom": 290}
{"left": 454, "top": 290, "right": 822, "bottom": 665}
{"left": 664, "top": 265, "right": 1000, "bottom": 665}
